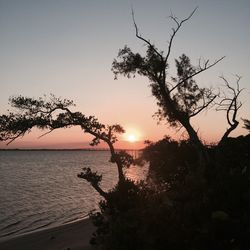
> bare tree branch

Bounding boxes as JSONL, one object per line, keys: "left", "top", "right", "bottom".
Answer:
{"left": 113, "top": 8, "right": 230, "bottom": 163}
{"left": 6, "top": 131, "right": 26, "bottom": 145}
{"left": 218, "top": 76, "right": 243, "bottom": 145}
{"left": 189, "top": 94, "right": 217, "bottom": 118}
{"left": 169, "top": 56, "right": 225, "bottom": 93}
{"left": 165, "top": 7, "right": 198, "bottom": 64}
{"left": 132, "top": 8, "right": 163, "bottom": 61}
{"left": 78, "top": 167, "right": 108, "bottom": 199}
{"left": 38, "top": 129, "right": 55, "bottom": 138}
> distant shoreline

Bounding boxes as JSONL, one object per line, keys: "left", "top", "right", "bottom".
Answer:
{"left": 0, "top": 148, "right": 141, "bottom": 151}
{"left": 0, "top": 148, "right": 109, "bottom": 151}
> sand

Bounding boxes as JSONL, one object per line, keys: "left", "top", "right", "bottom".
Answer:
{"left": 0, "top": 218, "right": 95, "bottom": 250}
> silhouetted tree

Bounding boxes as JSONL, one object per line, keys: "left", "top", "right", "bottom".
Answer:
{"left": 112, "top": 8, "right": 242, "bottom": 156}
{"left": 217, "top": 75, "right": 243, "bottom": 145}
{"left": 0, "top": 95, "right": 133, "bottom": 198}
{"left": 139, "top": 135, "right": 250, "bottom": 250}
{"left": 0, "top": 8, "right": 247, "bottom": 250}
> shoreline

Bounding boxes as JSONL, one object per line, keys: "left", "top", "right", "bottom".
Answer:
{"left": 0, "top": 217, "right": 94, "bottom": 250}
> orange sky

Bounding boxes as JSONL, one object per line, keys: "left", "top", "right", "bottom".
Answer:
{"left": 0, "top": 1, "right": 249, "bottom": 150}
{"left": 0, "top": 116, "right": 248, "bottom": 150}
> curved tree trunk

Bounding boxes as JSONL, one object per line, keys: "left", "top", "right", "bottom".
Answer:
{"left": 180, "top": 118, "right": 209, "bottom": 172}
{"left": 181, "top": 118, "right": 204, "bottom": 149}
{"left": 107, "top": 141, "right": 125, "bottom": 184}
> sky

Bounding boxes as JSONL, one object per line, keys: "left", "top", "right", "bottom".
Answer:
{"left": 0, "top": 0, "right": 249, "bottom": 149}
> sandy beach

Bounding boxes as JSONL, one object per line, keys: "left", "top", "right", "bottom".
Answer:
{"left": 0, "top": 218, "right": 95, "bottom": 250}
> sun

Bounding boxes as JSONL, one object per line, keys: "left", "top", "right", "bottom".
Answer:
{"left": 124, "top": 127, "right": 141, "bottom": 144}
{"left": 127, "top": 134, "right": 137, "bottom": 143}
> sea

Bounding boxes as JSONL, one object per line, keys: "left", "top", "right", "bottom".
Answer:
{"left": 0, "top": 150, "right": 147, "bottom": 240}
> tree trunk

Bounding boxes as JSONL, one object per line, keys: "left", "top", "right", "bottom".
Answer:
{"left": 179, "top": 117, "right": 209, "bottom": 175}
{"left": 107, "top": 141, "right": 125, "bottom": 183}
{"left": 181, "top": 118, "right": 204, "bottom": 149}
{"left": 219, "top": 121, "right": 239, "bottom": 146}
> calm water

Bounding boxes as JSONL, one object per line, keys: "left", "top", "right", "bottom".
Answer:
{"left": 0, "top": 150, "right": 147, "bottom": 240}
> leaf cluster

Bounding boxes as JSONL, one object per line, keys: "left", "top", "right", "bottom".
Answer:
{"left": 78, "top": 167, "right": 102, "bottom": 186}
{"left": 90, "top": 135, "right": 250, "bottom": 250}
{"left": 0, "top": 95, "right": 125, "bottom": 147}
{"left": 110, "top": 151, "right": 134, "bottom": 168}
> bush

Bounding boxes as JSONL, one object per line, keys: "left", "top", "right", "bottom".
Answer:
{"left": 89, "top": 135, "right": 250, "bottom": 250}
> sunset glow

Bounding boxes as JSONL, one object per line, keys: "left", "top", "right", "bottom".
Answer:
{"left": 127, "top": 134, "right": 137, "bottom": 143}
{"left": 0, "top": 1, "right": 249, "bottom": 150}
{"left": 123, "top": 127, "right": 141, "bottom": 145}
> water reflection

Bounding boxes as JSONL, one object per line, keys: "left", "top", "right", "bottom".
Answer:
{"left": 125, "top": 164, "right": 148, "bottom": 182}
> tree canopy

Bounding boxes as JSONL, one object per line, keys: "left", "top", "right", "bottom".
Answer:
{"left": 112, "top": 8, "right": 242, "bottom": 151}
{"left": 0, "top": 8, "right": 249, "bottom": 250}
{"left": 0, "top": 94, "right": 134, "bottom": 198}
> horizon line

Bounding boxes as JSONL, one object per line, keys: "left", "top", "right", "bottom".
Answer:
{"left": 0, "top": 148, "right": 143, "bottom": 151}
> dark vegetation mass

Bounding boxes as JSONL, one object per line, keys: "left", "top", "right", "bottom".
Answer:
{"left": 88, "top": 134, "right": 250, "bottom": 250}
{"left": 0, "top": 8, "right": 250, "bottom": 250}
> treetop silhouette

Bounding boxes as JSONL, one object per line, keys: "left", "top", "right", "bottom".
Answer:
{"left": 112, "top": 8, "right": 242, "bottom": 152}
{"left": 0, "top": 94, "right": 134, "bottom": 198}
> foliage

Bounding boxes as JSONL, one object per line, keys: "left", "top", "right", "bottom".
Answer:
{"left": 78, "top": 167, "right": 102, "bottom": 186}
{"left": 112, "top": 9, "right": 224, "bottom": 147}
{"left": 112, "top": 9, "right": 243, "bottom": 152}
{"left": 0, "top": 95, "right": 126, "bottom": 147}
{"left": 89, "top": 135, "right": 250, "bottom": 250}
{"left": 0, "top": 95, "right": 135, "bottom": 197}
{"left": 110, "top": 151, "right": 134, "bottom": 168}
{"left": 142, "top": 136, "right": 198, "bottom": 186}
{"left": 0, "top": 8, "right": 248, "bottom": 250}
{"left": 112, "top": 46, "right": 215, "bottom": 128}
{"left": 171, "top": 54, "right": 215, "bottom": 118}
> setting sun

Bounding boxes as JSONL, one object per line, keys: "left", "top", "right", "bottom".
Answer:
{"left": 127, "top": 134, "right": 137, "bottom": 143}
{"left": 123, "top": 127, "right": 142, "bottom": 145}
